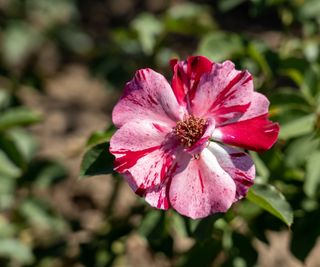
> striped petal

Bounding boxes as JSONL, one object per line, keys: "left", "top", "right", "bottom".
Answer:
{"left": 212, "top": 114, "right": 280, "bottom": 152}
{"left": 110, "top": 119, "right": 177, "bottom": 204}
{"left": 171, "top": 56, "right": 213, "bottom": 108}
{"left": 208, "top": 142, "right": 255, "bottom": 199}
{"left": 191, "top": 60, "right": 253, "bottom": 123}
{"left": 112, "top": 68, "right": 184, "bottom": 128}
{"left": 169, "top": 148, "right": 236, "bottom": 219}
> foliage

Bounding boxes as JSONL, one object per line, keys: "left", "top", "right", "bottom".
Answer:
{"left": 0, "top": 0, "right": 320, "bottom": 266}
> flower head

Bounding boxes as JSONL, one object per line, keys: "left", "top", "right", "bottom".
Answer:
{"left": 110, "top": 56, "right": 279, "bottom": 219}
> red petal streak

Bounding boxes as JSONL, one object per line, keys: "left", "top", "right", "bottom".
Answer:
{"left": 216, "top": 114, "right": 280, "bottom": 152}
{"left": 158, "top": 161, "right": 180, "bottom": 209}
{"left": 187, "top": 56, "right": 213, "bottom": 82}
{"left": 120, "top": 146, "right": 177, "bottom": 203}
{"left": 168, "top": 148, "right": 236, "bottom": 219}
{"left": 171, "top": 56, "right": 213, "bottom": 106}
{"left": 234, "top": 171, "right": 254, "bottom": 187}
{"left": 170, "top": 58, "right": 178, "bottom": 71}
{"left": 229, "top": 152, "right": 247, "bottom": 158}
{"left": 198, "top": 169, "right": 204, "bottom": 193}
{"left": 112, "top": 68, "right": 182, "bottom": 128}
{"left": 135, "top": 152, "right": 172, "bottom": 196}
{"left": 152, "top": 123, "right": 167, "bottom": 133}
{"left": 157, "top": 193, "right": 169, "bottom": 209}
{"left": 209, "top": 71, "right": 247, "bottom": 112}
{"left": 207, "top": 143, "right": 255, "bottom": 201}
{"left": 172, "top": 64, "right": 187, "bottom": 105}
{"left": 139, "top": 158, "right": 181, "bottom": 210}
{"left": 187, "top": 56, "right": 213, "bottom": 100}
{"left": 213, "top": 103, "right": 251, "bottom": 125}
{"left": 233, "top": 171, "right": 254, "bottom": 198}
{"left": 113, "top": 146, "right": 160, "bottom": 173}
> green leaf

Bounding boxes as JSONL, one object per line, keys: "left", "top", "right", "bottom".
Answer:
{"left": 85, "top": 125, "right": 116, "bottom": 148}
{"left": 138, "top": 211, "right": 173, "bottom": 256}
{"left": 299, "top": 0, "right": 320, "bottom": 19}
{"left": 79, "top": 142, "right": 114, "bottom": 178}
{"left": 280, "top": 68, "right": 304, "bottom": 87}
{"left": 279, "top": 58, "right": 308, "bottom": 86}
{"left": 270, "top": 89, "right": 310, "bottom": 111}
{"left": 165, "top": 3, "right": 216, "bottom": 35}
{"left": 138, "top": 210, "right": 162, "bottom": 237}
{"left": 132, "top": 13, "right": 163, "bottom": 55}
{"left": 59, "top": 26, "right": 93, "bottom": 55}
{"left": 285, "top": 135, "right": 319, "bottom": 167}
{"left": 0, "top": 90, "right": 11, "bottom": 110}
{"left": 304, "top": 150, "right": 320, "bottom": 198}
{"left": 218, "top": 0, "right": 246, "bottom": 12}
{"left": 20, "top": 199, "right": 53, "bottom": 228}
{"left": 0, "top": 133, "right": 27, "bottom": 170}
{"left": 0, "top": 175, "right": 15, "bottom": 209}
{"left": 301, "top": 64, "right": 320, "bottom": 101}
{"left": 34, "top": 162, "right": 67, "bottom": 188}
{"left": 304, "top": 40, "right": 319, "bottom": 63}
{"left": 7, "top": 128, "right": 38, "bottom": 163}
{"left": 3, "top": 22, "right": 42, "bottom": 66}
{"left": 247, "top": 183, "right": 293, "bottom": 226}
{"left": 0, "top": 239, "right": 34, "bottom": 264}
{"left": 279, "top": 113, "right": 315, "bottom": 139}
{"left": 19, "top": 198, "right": 67, "bottom": 234}
{"left": 198, "top": 32, "right": 243, "bottom": 62}
{"left": 0, "top": 149, "right": 21, "bottom": 178}
{"left": 250, "top": 152, "right": 270, "bottom": 179}
{"left": 0, "top": 107, "right": 42, "bottom": 131}
{"left": 170, "top": 212, "right": 188, "bottom": 237}
{"left": 247, "top": 42, "right": 272, "bottom": 79}
{"left": 0, "top": 218, "right": 16, "bottom": 238}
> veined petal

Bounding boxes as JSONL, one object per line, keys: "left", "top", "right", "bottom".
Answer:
{"left": 208, "top": 142, "right": 255, "bottom": 200}
{"left": 192, "top": 60, "right": 253, "bottom": 119}
{"left": 191, "top": 60, "right": 279, "bottom": 151}
{"left": 169, "top": 148, "right": 236, "bottom": 219}
{"left": 171, "top": 56, "right": 213, "bottom": 107}
{"left": 144, "top": 152, "right": 191, "bottom": 210}
{"left": 112, "top": 68, "right": 184, "bottom": 128}
{"left": 110, "top": 119, "right": 177, "bottom": 198}
{"left": 234, "top": 92, "right": 270, "bottom": 122}
{"left": 212, "top": 114, "right": 280, "bottom": 152}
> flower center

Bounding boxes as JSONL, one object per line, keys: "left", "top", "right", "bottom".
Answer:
{"left": 174, "top": 115, "right": 208, "bottom": 147}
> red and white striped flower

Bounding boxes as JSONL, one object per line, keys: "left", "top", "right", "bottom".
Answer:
{"left": 110, "top": 56, "right": 279, "bottom": 219}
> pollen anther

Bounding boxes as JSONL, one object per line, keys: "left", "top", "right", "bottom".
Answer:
{"left": 173, "top": 115, "right": 208, "bottom": 147}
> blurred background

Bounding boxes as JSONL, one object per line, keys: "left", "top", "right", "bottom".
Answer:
{"left": 0, "top": 0, "right": 320, "bottom": 266}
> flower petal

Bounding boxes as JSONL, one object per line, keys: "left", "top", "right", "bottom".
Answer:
{"left": 171, "top": 56, "right": 213, "bottom": 107}
{"left": 192, "top": 60, "right": 253, "bottom": 123}
{"left": 169, "top": 148, "right": 236, "bottom": 219}
{"left": 190, "top": 60, "right": 279, "bottom": 152}
{"left": 112, "top": 68, "right": 184, "bottom": 128}
{"left": 208, "top": 142, "right": 255, "bottom": 200}
{"left": 212, "top": 114, "right": 280, "bottom": 152}
{"left": 110, "top": 119, "right": 177, "bottom": 200}
{"left": 212, "top": 93, "right": 280, "bottom": 152}
{"left": 233, "top": 92, "right": 270, "bottom": 122}
{"left": 144, "top": 151, "right": 191, "bottom": 210}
